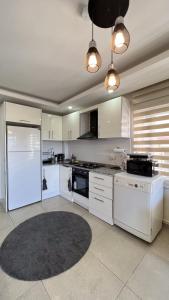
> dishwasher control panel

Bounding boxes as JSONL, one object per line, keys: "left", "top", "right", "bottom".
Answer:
{"left": 114, "top": 177, "right": 151, "bottom": 193}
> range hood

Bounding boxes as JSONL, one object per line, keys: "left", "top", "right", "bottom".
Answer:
{"left": 78, "top": 110, "right": 98, "bottom": 140}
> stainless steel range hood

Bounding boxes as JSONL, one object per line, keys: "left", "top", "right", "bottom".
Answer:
{"left": 78, "top": 109, "right": 98, "bottom": 140}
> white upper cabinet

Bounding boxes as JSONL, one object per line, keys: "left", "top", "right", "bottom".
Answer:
{"left": 62, "top": 111, "right": 80, "bottom": 140}
{"left": 98, "top": 97, "right": 130, "bottom": 138}
{"left": 5, "top": 102, "right": 41, "bottom": 125}
{"left": 42, "top": 113, "right": 62, "bottom": 141}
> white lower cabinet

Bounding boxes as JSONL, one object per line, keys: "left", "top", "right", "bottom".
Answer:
{"left": 89, "top": 172, "right": 113, "bottom": 225}
{"left": 60, "top": 166, "right": 72, "bottom": 201}
{"left": 42, "top": 165, "right": 60, "bottom": 200}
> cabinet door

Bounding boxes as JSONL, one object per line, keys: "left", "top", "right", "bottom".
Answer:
{"left": 62, "top": 115, "right": 69, "bottom": 140}
{"left": 5, "top": 102, "right": 41, "bottom": 125}
{"left": 51, "top": 116, "right": 62, "bottom": 141}
{"left": 70, "top": 112, "right": 80, "bottom": 140}
{"left": 62, "top": 112, "right": 80, "bottom": 140}
{"left": 59, "top": 166, "right": 72, "bottom": 201}
{"left": 98, "top": 97, "right": 122, "bottom": 138}
{"left": 42, "top": 165, "right": 59, "bottom": 200}
{"left": 42, "top": 113, "right": 51, "bottom": 140}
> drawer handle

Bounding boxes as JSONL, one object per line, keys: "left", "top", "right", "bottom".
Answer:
{"left": 94, "top": 177, "right": 104, "bottom": 180}
{"left": 20, "top": 120, "right": 30, "bottom": 123}
{"left": 95, "top": 197, "right": 104, "bottom": 203}
{"left": 94, "top": 186, "right": 104, "bottom": 192}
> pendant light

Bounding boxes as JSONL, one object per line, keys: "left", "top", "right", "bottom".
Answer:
{"left": 104, "top": 50, "right": 120, "bottom": 93}
{"left": 86, "top": 22, "right": 101, "bottom": 73}
{"left": 112, "top": 16, "right": 130, "bottom": 54}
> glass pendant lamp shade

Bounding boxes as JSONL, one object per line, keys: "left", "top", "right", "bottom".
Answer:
{"left": 85, "top": 22, "right": 101, "bottom": 73}
{"left": 86, "top": 40, "right": 102, "bottom": 73}
{"left": 104, "top": 63, "right": 120, "bottom": 93}
{"left": 112, "top": 16, "right": 130, "bottom": 54}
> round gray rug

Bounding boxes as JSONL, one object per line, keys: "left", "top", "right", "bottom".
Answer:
{"left": 0, "top": 211, "right": 92, "bottom": 281}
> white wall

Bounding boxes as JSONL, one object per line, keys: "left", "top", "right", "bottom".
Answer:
{"left": 64, "top": 138, "right": 131, "bottom": 165}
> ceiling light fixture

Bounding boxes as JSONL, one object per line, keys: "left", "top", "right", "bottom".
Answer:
{"left": 86, "top": 0, "right": 130, "bottom": 93}
{"left": 85, "top": 22, "right": 101, "bottom": 73}
{"left": 68, "top": 106, "right": 72, "bottom": 110}
{"left": 104, "top": 50, "right": 120, "bottom": 93}
{"left": 112, "top": 16, "right": 130, "bottom": 54}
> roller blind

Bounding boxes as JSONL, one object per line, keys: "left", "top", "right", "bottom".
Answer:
{"left": 133, "top": 100, "right": 169, "bottom": 176}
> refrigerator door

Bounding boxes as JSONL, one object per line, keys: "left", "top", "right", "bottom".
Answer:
{"left": 8, "top": 151, "right": 41, "bottom": 210}
{"left": 7, "top": 126, "right": 40, "bottom": 152}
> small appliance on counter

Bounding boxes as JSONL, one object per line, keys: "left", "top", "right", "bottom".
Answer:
{"left": 56, "top": 153, "right": 65, "bottom": 163}
{"left": 127, "top": 153, "right": 158, "bottom": 177}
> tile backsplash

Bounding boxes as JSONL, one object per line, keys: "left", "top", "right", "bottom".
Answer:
{"left": 64, "top": 138, "right": 131, "bottom": 165}
{"left": 42, "top": 141, "right": 63, "bottom": 156}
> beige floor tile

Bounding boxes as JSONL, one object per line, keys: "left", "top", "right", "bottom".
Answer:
{"left": 128, "top": 252, "right": 169, "bottom": 300}
{"left": 0, "top": 211, "right": 14, "bottom": 230}
{"left": 90, "top": 226, "right": 148, "bottom": 283}
{"left": 9, "top": 202, "right": 45, "bottom": 225}
{"left": 82, "top": 212, "right": 112, "bottom": 242}
{"left": 43, "top": 251, "right": 123, "bottom": 300}
{"left": 151, "top": 225, "right": 169, "bottom": 261}
{"left": 0, "top": 269, "right": 35, "bottom": 300}
{"left": 62, "top": 202, "right": 88, "bottom": 216}
{"left": 117, "top": 287, "right": 140, "bottom": 300}
{"left": 0, "top": 224, "right": 14, "bottom": 246}
{"left": 42, "top": 196, "right": 88, "bottom": 217}
{"left": 18, "top": 282, "right": 50, "bottom": 300}
{"left": 42, "top": 196, "right": 70, "bottom": 212}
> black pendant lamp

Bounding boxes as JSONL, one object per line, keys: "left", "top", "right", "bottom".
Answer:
{"left": 104, "top": 50, "right": 120, "bottom": 93}
{"left": 112, "top": 16, "right": 130, "bottom": 54}
{"left": 86, "top": 22, "right": 101, "bottom": 73}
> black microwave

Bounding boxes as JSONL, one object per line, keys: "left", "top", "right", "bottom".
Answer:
{"left": 127, "top": 160, "right": 158, "bottom": 177}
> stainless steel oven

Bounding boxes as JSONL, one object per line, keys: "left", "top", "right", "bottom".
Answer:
{"left": 72, "top": 167, "right": 89, "bottom": 198}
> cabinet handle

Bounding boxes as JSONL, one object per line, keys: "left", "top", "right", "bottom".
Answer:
{"left": 95, "top": 197, "right": 104, "bottom": 203}
{"left": 49, "top": 130, "right": 50, "bottom": 139}
{"left": 94, "top": 176, "right": 104, "bottom": 180}
{"left": 52, "top": 130, "right": 54, "bottom": 139}
{"left": 20, "top": 119, "right": 30, "bottom": 123}
{"left": 94, "top": 186, "right": 104, "bottom": 192}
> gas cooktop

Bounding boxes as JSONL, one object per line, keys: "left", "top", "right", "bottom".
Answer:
{"left": 72, "top": 162, "right": 100, "bottom": 169}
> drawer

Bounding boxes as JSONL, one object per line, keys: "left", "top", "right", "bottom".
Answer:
{"left": 89, "top": 181, "right": 113, "bottom": 199}
{"left": 89, "top": 192, "right": 113, "bottom": 224}
{"left": 89, "top": 172, "right": 113, "bottom": 187}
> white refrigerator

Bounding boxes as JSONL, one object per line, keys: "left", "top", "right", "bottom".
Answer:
{"left": 7, "top": 126, "right": 41, "bottom": 210}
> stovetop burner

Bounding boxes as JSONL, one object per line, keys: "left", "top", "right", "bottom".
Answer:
{"left": 73, "top": 162, "right": 100, "bottom": 169}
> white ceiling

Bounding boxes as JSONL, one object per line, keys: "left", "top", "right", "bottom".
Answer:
{"left": 0, "top": 0, "right": 169, "bottom": 112}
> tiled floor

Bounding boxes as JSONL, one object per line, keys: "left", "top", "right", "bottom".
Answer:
{"left": 0, "top": 196, "right": 169, "bottom": 300}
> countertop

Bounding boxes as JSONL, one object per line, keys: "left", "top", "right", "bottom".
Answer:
{"left": 91, "top": 167, "right": 122, "bottom": 177}
{"left": 43, "top": 161, "right": 123, "bottom": 176}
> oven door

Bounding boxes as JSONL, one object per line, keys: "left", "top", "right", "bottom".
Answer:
{"left": 72, "top": 168, "right": 89, "bottom": 198}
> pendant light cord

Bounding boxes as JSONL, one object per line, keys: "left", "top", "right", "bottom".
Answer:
{"left": 92, "top": 22, "right": 94, "bottom": 41}
{"left": 111, "top": 27, "right": 113, "bottom": 64}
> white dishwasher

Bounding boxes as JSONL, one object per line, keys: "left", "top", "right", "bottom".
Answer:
{"left": 114, "top": 172, "right": 164, "bottom": 242}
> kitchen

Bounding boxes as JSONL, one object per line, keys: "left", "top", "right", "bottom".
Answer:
{"left": 0, "top": 1, "right": 169, "bottom": 299}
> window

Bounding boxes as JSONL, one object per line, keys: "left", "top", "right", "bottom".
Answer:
{"left": 133, "top": 101, "right": 169, "bottom": 176}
